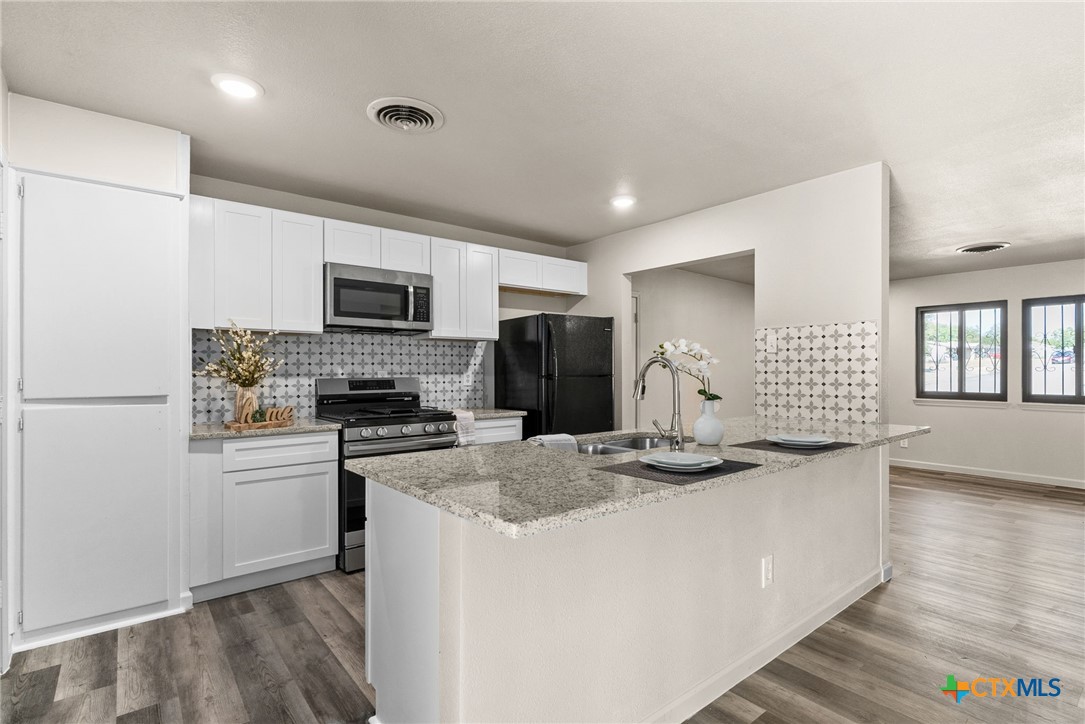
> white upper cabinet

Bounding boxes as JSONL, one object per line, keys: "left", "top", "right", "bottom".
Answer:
{"left": 273, "top": 210, "right": 324, "bottom": 334}
{"left": 465, "top": 244, "right": 500, "bottom": 340}
{"left": 381, "top": 229, "right": 431, "bottom": 274}
{"left": 497, "top": 249, "right": 587, "bottom": 295}
{"left": 324, "top": 218, "right": 381, "bottom": 267}
{"left": 498, "top": 249, "right": 543, "bottom": 289}
{"left": 22, "top": 174, "right": 175, "bottom": 399}
{"left": 214, "top": 200, "right": 273, "bottom": 330}
{"left": 541, "top": 257, "right": 589, "bottom": 295}
{"left": 430, "top": 238, "right": 468, "bottom": 338}
{"left": 430, "top": 239, "right": 499, "bottom": 341}
{"left": 189, "top": 196, "right": 216, "bottom": 330}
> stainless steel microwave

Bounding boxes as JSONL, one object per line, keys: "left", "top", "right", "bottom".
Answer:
{"left": 324, "top": 263, "right": 433, "bottom": 334}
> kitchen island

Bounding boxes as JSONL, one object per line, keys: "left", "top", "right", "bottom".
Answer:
{"left": 347, "top": 416, "right": 929, "bottom": 723}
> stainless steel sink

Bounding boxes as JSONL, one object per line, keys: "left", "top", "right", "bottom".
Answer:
{"left": 601, "top": 437, "right": 672, "bottom": 451}
{"left": 576, "top": 437, "right": 672, "bottom": 455}
{"left": 576, "top": 443, "right": 629, "bottom": 455}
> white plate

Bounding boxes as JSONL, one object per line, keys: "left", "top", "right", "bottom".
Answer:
{"left": 647, "top": 459, "right": 724, "bottom": 473}
{"left": 773, "top": 434, "right": 834, "bottom": 445}
{"left": 642, "top": 451, "right": 721, "bottom": 466}
{"left": 766, "top": 435, "right": 835, "bottom": 449}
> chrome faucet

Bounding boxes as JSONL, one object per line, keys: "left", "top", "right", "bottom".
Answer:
{"left": 632, "top": 356, "right": 684, "bottom": 452}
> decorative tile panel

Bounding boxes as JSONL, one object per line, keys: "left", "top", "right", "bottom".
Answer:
{"left": 191, "top": 330, "right": 486, "bottom": 424}
{"left": 754, "top": 321, "right": 879, "bottom": 424}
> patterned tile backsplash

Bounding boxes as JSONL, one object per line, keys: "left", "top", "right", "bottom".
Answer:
{"left": 191, "top": 330, "right": 486, "bottom": 424}
{"left": 754, "top": 321, "right": 879, "bottom": 424}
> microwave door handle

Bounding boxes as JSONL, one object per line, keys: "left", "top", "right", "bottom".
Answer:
{"left": 407, "top": 285, "right": 415, "bottom": 322}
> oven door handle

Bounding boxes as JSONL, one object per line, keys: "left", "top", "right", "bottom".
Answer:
{"left": 407, "top": 285, "right": 415, "bottom": 322}
{"left": 344, "top": 432, "right": 458, "bottom": 457}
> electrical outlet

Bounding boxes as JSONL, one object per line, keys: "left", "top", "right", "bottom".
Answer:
{"left": 761, "top": 554, "right": 774, "bottom": 588}
{"left": 900, "top": 439, "right": 909, "bottom": 448}
{"left": 766, "top": 331, "right": 778, "bottom": 355}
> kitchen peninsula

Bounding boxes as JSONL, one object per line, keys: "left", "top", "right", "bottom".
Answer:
{"left": 348, "top": 417, "right": 929, "bottom": 723}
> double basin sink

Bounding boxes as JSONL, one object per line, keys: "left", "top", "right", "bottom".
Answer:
{"left": 576, "top": 437, "right": 672, "bottom": 455}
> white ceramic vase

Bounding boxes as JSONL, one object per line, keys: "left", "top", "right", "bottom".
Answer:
{"left": 692, "top": 399, "right": 724, "bottom": 445}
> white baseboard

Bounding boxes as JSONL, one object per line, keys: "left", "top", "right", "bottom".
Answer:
{"left": 14, "top": 602, "right": 187, "bottom": 652}
{"left": 642, "top": 568, "right": 883, "bottom": 724}
{"left": 191, "top": 556, "right": 335, "bottom": 603}
{"left": 889, "top": 458, "right": 1084, "bottom": 490}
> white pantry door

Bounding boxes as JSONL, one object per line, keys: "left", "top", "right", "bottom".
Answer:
{"left": 20, "top": 174, "right": 176, "bottom": 399}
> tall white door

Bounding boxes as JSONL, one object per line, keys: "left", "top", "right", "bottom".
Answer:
{"left": 465, "top": 244, "right": 499, "bottom": 340}
{"left": 273, "top": 210, "right": 323, "bottom": 333}
{"left": 21, "top": 405, "right": 169, "bottom": 633}
{"left": 214, "top": 199, "right": 273, "bottom": 330}
{"left": 21, "top": 174, "right": 175, "bottom": 398}
{"left": 430, "top": 238, "right": 467, "bottom": 338}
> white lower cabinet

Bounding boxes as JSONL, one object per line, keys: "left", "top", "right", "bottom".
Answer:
{"left": 223, "top": 461, "right": 337, "bottom": 578}
{"left": 190, "top": 432, "right": 338, "bottom": 597}
{"left": 474, "top": 417, "right": 523, "bottom": 443}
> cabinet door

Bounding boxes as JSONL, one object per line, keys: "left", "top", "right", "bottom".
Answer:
{"left": 381, "top": 229, "right": 431, "bottom": 274}
{"left": 324, "top": 218, "right": 381, "bottom": 267}
{"left": 22, "top": 405, "right": 169, "bottom": 632}
{"left": 542, "top": 257, "right": 588, "bottom": 295}
{"left": 189, "top": 195, "right": 216, "bottom": 329}
{"left": 222, "top": 461, "right": 337, "bottom": 578}
{"left": 498, "top": 249, "right": 543, "bottom": 289}
{"left": 465, "top": 244, "right": 499, "bottom": 340}
{"left": 430, "top": 237, "right": 467, "bottom": 338}
{"left": 273, "top": 210, "right": 324, "bottom": 333}
{"left": 214, "top": 200, "right": 273, "bottom": 330}
{"left": 21, "top": 174, "right": 175, "bottom": 399}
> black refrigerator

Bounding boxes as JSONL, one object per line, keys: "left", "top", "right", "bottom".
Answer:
{"left": 495, "top": 314, "right": 614, "bottom": 439}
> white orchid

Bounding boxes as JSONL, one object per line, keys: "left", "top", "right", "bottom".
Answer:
{"left": 655, "top": 337, "right": 721, "bottom": 401}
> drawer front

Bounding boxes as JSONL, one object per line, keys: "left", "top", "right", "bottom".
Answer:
{"left": 223, "top": 432, "right": 338, "bottom": 472}
{"left": 474, "top": 418, "right": 523, "bottom": 444}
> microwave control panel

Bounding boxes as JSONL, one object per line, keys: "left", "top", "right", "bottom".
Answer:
{"left": 414, "top": 287, "right": 430, "bottom": 323}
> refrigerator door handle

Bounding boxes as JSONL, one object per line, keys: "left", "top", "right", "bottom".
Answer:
{"left": 547, "top": 319, "right": 559, "bottom": 378}
{"left": 547, "top": 377, "right": 557, "bottom": 432}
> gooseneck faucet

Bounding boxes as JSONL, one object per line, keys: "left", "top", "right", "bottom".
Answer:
{"left": 632, "top": 356, "right": 684, "bottom": 452}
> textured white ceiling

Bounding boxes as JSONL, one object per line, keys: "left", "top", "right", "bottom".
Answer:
{"left": 3, "top": 2, "right": 1082, "bottom": 279}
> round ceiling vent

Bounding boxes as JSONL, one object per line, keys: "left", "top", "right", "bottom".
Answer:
{"left": 366, "top": 97, "right": 445, "bottom": 134}
{"left": 956, "top": 242, "right": 1011, "bottom": 254}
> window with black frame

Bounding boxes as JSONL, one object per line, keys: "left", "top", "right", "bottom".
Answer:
{"left": 916, "top": 301, "right": 1007, "bottom": 401}
{"left": 1022, "top": 295, "right": 1084, "bottom": 404}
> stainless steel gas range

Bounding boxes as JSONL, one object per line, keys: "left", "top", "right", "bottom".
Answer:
{"left": 315, "top": 377, "right": 458, "bottom": 572}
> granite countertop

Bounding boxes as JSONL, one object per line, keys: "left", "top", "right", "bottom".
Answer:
{"left": 190, "top": 417, "right": 342, "bottom": 440}
{"left": 464, "top": 408, "right": 528, "bottom": 420}
{"left": 346, "top": 416, "right": 930, "bottom": 538}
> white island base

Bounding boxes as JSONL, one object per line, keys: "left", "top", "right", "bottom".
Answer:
{"left": 365, "top": 448, "right": 887, "bottom": 723}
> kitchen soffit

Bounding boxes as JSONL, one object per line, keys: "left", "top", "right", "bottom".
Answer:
{"left": 2, "top": 2, "right": 1082, "bottom": 280}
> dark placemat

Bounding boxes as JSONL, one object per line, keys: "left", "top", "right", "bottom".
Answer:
{"left": 599, "top": 458, "right": 761, "bottom": 486}
{"left": 731, "top": 439, "right": 858, "bottom": 456}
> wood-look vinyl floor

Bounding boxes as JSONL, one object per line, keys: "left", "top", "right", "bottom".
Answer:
{"left": 3, "top": 466, "right": 1083, "bottom": 723}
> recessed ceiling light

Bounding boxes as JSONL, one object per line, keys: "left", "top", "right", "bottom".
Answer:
{"left": 956, "top": 242, "right": 1010, "bottom": 254}
{"left": 610, "top": 195, "right": 637, "bottom": 209}
{"left": 211, "top": 73, "right": 264, "bottom": 99}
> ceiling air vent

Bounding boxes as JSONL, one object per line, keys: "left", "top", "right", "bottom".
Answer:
{"left": 366, "top": 97, "right": 445, "bottom": 134}
{"left": 956, "top": 242, "right": 1010, "bottom": 254}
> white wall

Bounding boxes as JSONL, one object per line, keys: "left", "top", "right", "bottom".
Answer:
{"left": 631, "top": 268, "right": 755, "bottom": 425}
{"left": 8, "top": 95, "right": 183, "bottom": 194}
{"left": 888, "top": 260, "right": 1085, "bottom": 488}
{"left": 566, "top": 163, "right": 889, "bottom": 429}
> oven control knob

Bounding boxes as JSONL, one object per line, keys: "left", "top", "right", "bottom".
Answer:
{"left": 424, "top": 424, "right": 435, "bottom": 433}
{"left": 438, "top": 422, "right": 450, "bottom": 433}
{"left": 401, "top": 425, "right": 413, "bottom": 435}
{"left": 359, "top": 428, "right": 372, "bottom": 439}
{"left": 376, "top": 427, "right": 388, "bottom": 437}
